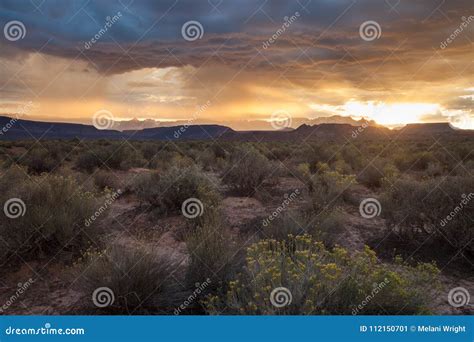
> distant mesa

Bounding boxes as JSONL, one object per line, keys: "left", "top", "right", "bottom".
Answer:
{"left": 0, "top": 115, "right": 471, "bottom": 141}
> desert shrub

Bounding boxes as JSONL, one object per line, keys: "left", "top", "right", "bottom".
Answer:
{"left": 261, "top": 206, "right": 345, "bottom": 248}
{"left": 310, "top": 170, "right": 355, "bottom": 213}
{"left": 94, "top": 169, "right": 119, "bottom": 190}
{"left": 222, "top": 146, "right": 273, "bottom": 195}
{"left": 381, "top": 162, "right": 400, "bottom": 184}
{"left": 426, "top": 162, "right": 443, "bottom": 177}
{"left": 141, "top": 142, "right": 160, "bottom": 160}
{"left": 99, "top": 144, "right": 145, "bottom": 170}
{"left": 382, "top": 176, "right": 474, "bottom": 255}
{"left": 79, "top": 245, "right": 183, "bottom": 314}
{"left": 311, "top": 210, "right": 346, "bottom": 247}
{"left": 0, "top": 166, "right": 27, "bottom": 193}
{"left": 0, "top": 174, "right": 101, "bottom": 263}
{"left": 341, "top": 145, "right": 364, "bottom": 171}
{"left": 185, "top": 213, "right": 242, "bottom": 305}
{"left": 332, "top": 158, "right": 352, "bottom": 175}
{"left": 18, "top": 147, "right": 59, "bottom": 173}
{"left": 294, "top": 163, "right": 313, "bottom": 191}
{"left": 132, "top": 164, "right": 220, "bottom": 218}
{"left": 262, "top": 211, "right": 308, "bottom": 241}
{"left": 356, "top": 159, "right": 386, "bottom": 188}
{"left": 75, "top": 150, "right": 102, "bottom": 172}
{"left": 394, "top": 151, "right": 435, "bottom": 172}
{"left": 205, "top": 235, "right": 439, "bottom": 314}
{"left": 196, "top": 149, "right": 217, "bottom": 171}
{"left": 76, "top": 144, "right": 145, "bottom": 172}
{"left": 269, "top": 146, "right": 293, "bottom": 161}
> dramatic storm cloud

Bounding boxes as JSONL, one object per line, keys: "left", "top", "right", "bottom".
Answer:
{"left": 0, "top": 0, "right": 473, "bottom": 128}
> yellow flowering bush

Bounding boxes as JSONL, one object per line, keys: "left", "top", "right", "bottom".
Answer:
{"left": 205, "top": 235, "right": 439, "bottom": 315}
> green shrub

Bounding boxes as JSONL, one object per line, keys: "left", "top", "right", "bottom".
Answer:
{"left": 18, "top": 147, "right": 59, "bottom": 173}
{"left": 356, "top": 159, "right": 385, "bottom": 188}
{"left": 75, "top": 150, "right": 102, "bottom": 173}
{"left": 311, "top": 210, "right": 346, "bottom": 247}
{"left": 310, "top": 170, "right": 355, "bottom": 213}
{"left": 262, "top": 211, "right": 307, "bottom": 241}
{"left": 132, "top": 164, "right": 220, "bottom": 218}
{"left": 382, "top": 176, "right": 474, "bottom": 255}
{"left": 294, "top": 163, "right": 313, "bottom": 191}
{"left": 205, "top": 235, "right": 439, "bottom": 314}
{"left": 222, "top": 147, "right": 273, "bottom": 195}
{"left": 0, "top": 174, "right": 101, "bottom": 263}
{"left": 93, "top": 169, "right": 120, "bottom": 190}
{"left": 75, "top": 144, "right": 145, "bottom": 172}
{"left": 185, "top": 212, "right": 241, "bottom": 302}
{"left": 79, "top": 245, "right": 183, "bottom": 314}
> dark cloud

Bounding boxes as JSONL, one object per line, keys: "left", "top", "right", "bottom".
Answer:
{"left": 0, "top": 0, "right": 472, "bottom": 126}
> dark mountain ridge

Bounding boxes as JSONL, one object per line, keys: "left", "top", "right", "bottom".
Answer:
{"left": 0, "top": 116, "right": 471, "bottom": 142}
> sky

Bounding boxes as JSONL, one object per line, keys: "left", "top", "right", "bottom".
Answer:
{"left": 0, "top": 0, "right": 473, "bottom": 130}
